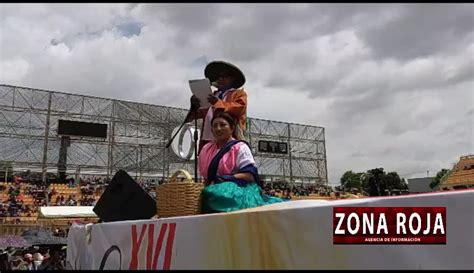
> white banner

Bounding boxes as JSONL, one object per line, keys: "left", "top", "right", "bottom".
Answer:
{"left": 67, "top": 190, "right": 474, "bottom": 270}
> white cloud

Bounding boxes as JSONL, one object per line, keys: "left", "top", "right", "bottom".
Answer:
{"left": 1, "top": 3, "right": 473, "bottom": 185}
{"left": 0, "top": 57, "right": 30, "bottom": 82}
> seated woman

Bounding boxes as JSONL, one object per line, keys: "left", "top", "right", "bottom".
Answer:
{"left": 198, "top": 111, "right": 284, "bottom": 213}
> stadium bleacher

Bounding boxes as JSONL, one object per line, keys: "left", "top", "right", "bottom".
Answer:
{"left": 440, "top": 155, "right": 474, "bottom": 189}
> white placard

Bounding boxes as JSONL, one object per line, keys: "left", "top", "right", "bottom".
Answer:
{"left": 189, "top": 78, "right": 213, "bottom": 108}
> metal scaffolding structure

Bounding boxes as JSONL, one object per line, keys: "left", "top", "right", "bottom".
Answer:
{"left": 0, "top": 84, "right": 327, "bottom": 185}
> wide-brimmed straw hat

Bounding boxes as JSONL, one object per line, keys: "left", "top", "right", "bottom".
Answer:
{"left": 204, "top": 60, "right": 246, "bottom": 89}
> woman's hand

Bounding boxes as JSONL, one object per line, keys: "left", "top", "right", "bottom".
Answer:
{"left": 190, "top": 95, "right": 200, "bottom": 110}
{"left": 207, "top": 94, "right": 219, "bottom": 105}
{"left": 233, "top": 172, "right": 254, "bottom": 182}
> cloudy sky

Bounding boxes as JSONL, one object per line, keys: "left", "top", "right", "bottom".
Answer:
{"left": 1, "top": 3, "right": 473, "bottom": 185}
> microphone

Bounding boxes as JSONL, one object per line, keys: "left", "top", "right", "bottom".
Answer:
{"left": 211, "top": 81, "right": 218, "bottom": 87}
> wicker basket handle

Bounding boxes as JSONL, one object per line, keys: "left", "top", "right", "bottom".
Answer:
{"left": 169, "top": 169, "right": 193, "bottom": 183}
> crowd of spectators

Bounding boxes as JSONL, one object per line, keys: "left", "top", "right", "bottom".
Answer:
{"left": 0, "top": 246, "right": 66, "bottom": 271}
{"left": 263, "top": 182, "right": 335, "bottom": 199}
{"left": 77, "top": 176, "right": 109, "bottom": 206}
{"left": 2, "top": 174, "right": 339, "bottom": 221}
{"left": 1, "top": 172, "right": 353, "bottom": 226}
{"left": 0, "top": 181, "right": 40, "bottom": 223}
{"left": 51, "top": 194, "right": 78, "bottom": 206}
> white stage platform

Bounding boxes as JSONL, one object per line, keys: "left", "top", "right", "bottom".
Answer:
{"left": 66, "top": 190, "right": 474, "bottom": 270}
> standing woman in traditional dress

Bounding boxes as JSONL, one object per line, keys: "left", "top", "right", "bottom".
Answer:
{"left": 187, "top": 60, "right": 248, "bottom": 154}
{"left": 198, "top": 112, "right": 283, "bottom": 213}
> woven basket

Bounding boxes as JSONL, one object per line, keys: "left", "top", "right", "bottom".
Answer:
{"left": 156, "top": 169, "right": 204, "bottom": 218}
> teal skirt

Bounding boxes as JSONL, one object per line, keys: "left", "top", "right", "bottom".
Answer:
{"left": 201, "top": 182, "right": 285, "bottom": 213}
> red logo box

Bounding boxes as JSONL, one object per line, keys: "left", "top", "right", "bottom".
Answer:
{"left": 333, "top": 207, "right": 446, "bottom": 244}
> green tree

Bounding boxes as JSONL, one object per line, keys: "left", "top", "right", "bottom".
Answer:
{"left": 366, "top": 168, "right": 386, "bottom": 196}
{"left": 385, "top": 172, "right": 403, "bottom": 191}
{"left": 343, "top": 168, "right": 408, "bottom": 196}
{"left": 430, "top": 169, "right": 449, "bottom": 189}
{"left": 340, "top": 171, "right": 364, "bottom": 190}
{"left": 360, "top": 173, "right": 370, "bottom": 194}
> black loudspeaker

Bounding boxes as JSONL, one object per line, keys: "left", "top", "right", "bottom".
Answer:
{"left": 93, "top": 170, "right": 157, "bottom": 222}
